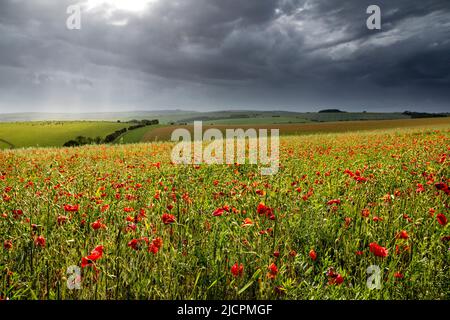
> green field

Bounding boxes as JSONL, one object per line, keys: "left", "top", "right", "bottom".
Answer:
{"left": 0, "top": 122, "right": 128, "bottom": 149}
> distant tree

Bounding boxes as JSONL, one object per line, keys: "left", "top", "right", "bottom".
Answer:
{"left": 403, "top": 111, "right": 446, "bottom": 119}
{"left": 318, "top": 109, "right": 345, "bottom": 113}
{"left": 94, "top": 136, "right": 103, "bottom": 144}
{"left": 63, "top": 140, "right": 79, "bottom": 147}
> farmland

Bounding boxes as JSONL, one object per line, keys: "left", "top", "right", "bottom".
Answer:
{"left": 141, "top": 117, "right": 450, "bottom": 142}
{"left": 1, "top": 115, "right": 449, "bottom": 149}
{"left": 0, "top": 124, "right": 449, "bottom": 300}
{"left": 0, "top": 122, "right": 128, "bottom": 149}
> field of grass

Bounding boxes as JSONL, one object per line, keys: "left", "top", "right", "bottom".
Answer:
{"left": 141, "top": 117, "right": 450, "bottom": 142}
{"left": 0, "top": 122, "right": 128, "bottom": 149}
{"left": 0, "top": 125, "right": 448, "bottom": 300}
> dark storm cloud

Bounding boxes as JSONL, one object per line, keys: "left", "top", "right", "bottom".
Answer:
{"left": 0, "top": 0, "right": 449, "bottom": 112}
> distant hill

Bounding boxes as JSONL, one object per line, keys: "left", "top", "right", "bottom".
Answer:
{"left": 0, "top": 110, "right": 194, "bottom": 123}
{"left": 1, "top": 109, "right": 445, "bottom": 125}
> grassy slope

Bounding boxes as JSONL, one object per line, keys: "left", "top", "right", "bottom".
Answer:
{"left": 0, "top": 121, "right": 128, "bottom": 149}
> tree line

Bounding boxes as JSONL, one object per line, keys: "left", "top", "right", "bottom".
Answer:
{"left": 63, "top": 119, "right": 159, "bottom": 147}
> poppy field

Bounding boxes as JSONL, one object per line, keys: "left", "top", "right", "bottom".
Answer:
{"left": 0, "top": 127, "right": 449, "bottom": 300}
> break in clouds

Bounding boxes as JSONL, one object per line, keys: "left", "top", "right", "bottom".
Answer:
{"left": 0, "top": 0, "right": 449, "bottom": 113}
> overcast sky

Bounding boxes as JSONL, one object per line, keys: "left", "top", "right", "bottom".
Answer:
{"left": 0, "top": 0, "right": 449, "bottom": 113}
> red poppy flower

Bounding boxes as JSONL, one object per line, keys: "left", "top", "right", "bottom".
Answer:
{"left": 369, "top": 242, "right": 388, "bottom": 258}
{"left": 361, "top": 208, "right": 370, "bottom": 217}
{"left": 128, "top": 239, "right": 140, "bottom": 250}
{"left": 257, "top": 203, "right": 268, "bottom": 214}
{"left": 125, "top": 223, "right": 137, "bottom": 233}
{"left": 148, "top": 237, "right": 163, "bottom": 254}
{"left": 12, "top": 209, "right": 23, "bottom": 219}
{"left": 309, "top": 249, "right": 317, "bottom": 261}
{"left": 64, "top": 204, "right": 79, "bottom": 212}
{"left": 213, "top": 208, "right": 225, "bottom": 216}
{"left": 231, "top": 263, "right": 244, "bottom": 277}
{"left": 91, "top": 219, "right": 106, "bottom": 230}
{"left": 334, "top": 274, "right": 344, "bottom": 285}
{"left": 327, "top": 199, "right": 341, "bottom": 205}
{"left": 148, "top": 243, "right": 159, "bottom": 254}
{"left": 81, "top": 245, "right": 104, "bottom": 268}
{"left": 435, "top": 182, "right": 448, "bottom": 191}
{"left": 257, "top": 203, "right": 275, "bottom": 220}
{"left": 327, "top": 267, "right": 344, "bottom": 285}
{"left": 34, "top": 235, "right": 46, "bottom": 247}
{"left": 437, "top": 213, "right": 447, "bottom": 226}
{"left": 255, "top": 189, "right": 266, "bottom": 196}
{"left": 241, "top": 218, "right": 253, "bottom": 227}
{"left": 396, "top": 230, "right": 409, "bottom": 240}
{"left": 267, "top": 263, "right": 278, "bottom": 279}
{"left": 3, "top": 240, "right": 12, "bottom": 250}
{"left": 152, "top": 237, "right": 163, "bottom": 248}
{"left": 162, "top": 213, "right": 176, "bottom": 225}
{"left": 415, "top": 184, "right": 425, "bottom": 193}
{"left": 394, "top": 272, "right": 404, "bottom": 279}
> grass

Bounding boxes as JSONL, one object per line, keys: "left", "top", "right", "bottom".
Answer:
{"left": 0, "top": 121, "right": 128, "bottom": 149}
{"left": 0, "top": 125, "right": 449, "bottom": 300}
